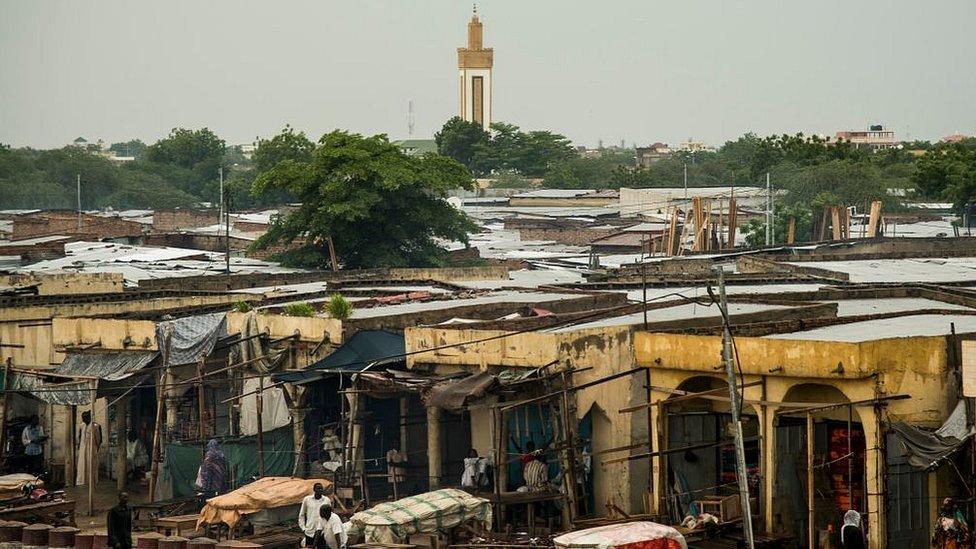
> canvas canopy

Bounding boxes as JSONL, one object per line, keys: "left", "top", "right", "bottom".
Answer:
{"left": 553, "top": 522, "right": 687, "bottom": 549}
{"left": 347, "top": 489, "right": 492, "bottom": 543}
{"left": 197, "top": 476, "right": 332, "bottom": 529}
{"left": 890, "top": 400, "right": 975, "bottom": 470}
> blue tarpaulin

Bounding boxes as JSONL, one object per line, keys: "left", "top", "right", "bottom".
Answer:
{"left": 273, "top": 330, "right": 404, "bottom": 384}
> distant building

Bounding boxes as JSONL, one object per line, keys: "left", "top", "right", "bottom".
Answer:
{"left": 240, "top": 143, "right": 257, "bottom": 159}
{"left": 394, "top": 139, "right": 438, "bottom": 157}
{"left": 942, "top": 133, "right": 970, "bottom": 143}
{"left": 70, "top": 137, "right": 89, "bottom": 148}
{"left": 677, "top": 138, "right": 715, "bottom": 154}
{"left": 835, "top": 124, "right": 898, "bottom": 150}
{"left": 635, "top": 142, "right": 671, "bottom": 168}
{"left": 457, "top": 8, "right": 493, "bottom": 131}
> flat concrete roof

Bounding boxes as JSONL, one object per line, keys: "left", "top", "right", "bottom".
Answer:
{"left": 833, "top": 297, "right": 973, "bottom": 317}
{"left": 349, "top": 290, "right": 584, "bottom": 319}
{"left": 765, "top": 313, "right": 976, "bottom": 342}
{"left": 787, "top": 257, "right": 976, "bottom": 283}
{"left": 546, "top": 301, "right": 787, "bottom": 333}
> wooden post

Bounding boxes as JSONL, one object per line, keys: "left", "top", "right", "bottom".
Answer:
{"left": 727, "top": 198, "right": 738, "bottom": 249}
{"left": 667, "top": 208, "right": 679, "bottom": 256}
{"left": 116, "top": 396, "right": 128, "bottom": 492}
{"left": 87, "top": 380, "right": 96, "bottom": 516}
{"left": 426, "top": 406, "right": 442, "bottom": 489}
{"left": 644, "top": 369, "right": 655, "bottom": 513}
{"left": 806, "top": 412, "right": 814, "bottom": 549}
{"left": 66, "top": 405, "right": 76, "bottom": 487}
{"left": 787, "top": 217, "right": 796, "bottom": 244}
{"left": 691, "top": 197, "right": 704, "bottom": 251}
{"left": 559, "top": 372, "right": 578, "bottom": 528}
{"left": 148, "top": 330, "right": 171, "bottom": 503}
{"left": 326, "top": 237, "right": 339, "bottom": 272}
{"left": 256, "top": 376, "right": 265, "bottom": 477}
{"left": 866, "top": 200, "right": 882, "bottom": 238}
{"left": 817, "top": 207, "right": 829, "bottom": 241}
{"left": 197, "top": 358, "right": 207, "bottom": 449}
{"left": 831, "top": 207, "right": 842, "bottom": 241}
{"left": 0, "top": 358, "right": 10, "bottom": 468}
{"left": 658, "top": 401, "right": 669, "bottom": 519}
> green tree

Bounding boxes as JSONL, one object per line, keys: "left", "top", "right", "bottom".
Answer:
{"left": 742, "top": 202, "right": 814, "bottom": 247}
{"left": 252, "top": 130, "right": 478, "bottom": 269}
{"left": 434, "top": 117, "right": 489, "bottom": 172}
{"left": 108, "top": 139, "right": 147, "bottom": 159}
{"left": 146, "top": 127, "right": 225, "bottom": 170}
{"left": 912, "top": 138, "right": 976, "bottom": 211}
{"left": 252, "top": 125, "right": 314, "bottom": 172}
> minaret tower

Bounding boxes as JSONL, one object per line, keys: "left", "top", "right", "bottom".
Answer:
{"left": 457, "top": 6, "right": 493, "bottom": 131}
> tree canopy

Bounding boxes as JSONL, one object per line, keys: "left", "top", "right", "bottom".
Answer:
{"left": 435, "top": 117, "right": 576, "bottom": 177}
{"left": 252, "top": 130, "right": 477, "bottom": 269}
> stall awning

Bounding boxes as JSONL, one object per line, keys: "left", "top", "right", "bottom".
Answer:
{"left": 11, "top": 350, "right": 158, "bottom": 405}
{"left": 889, "top": 400, "right": 975, "bottom": 471}
{"left": 424, "top": 372, "right": 498, "bottom": 412}
{"left": 274, "top": 330, "right": 405, "bottom": 385}
{"left": 55, "top": 351, "right": 157, "bottom": 381}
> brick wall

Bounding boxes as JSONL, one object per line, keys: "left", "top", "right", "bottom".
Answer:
{"left": 154, "top": 209, "right": 221, "bottom": 232}
{"left": 519, "top": 227, "right": 619, "bottom": 245}
{"left": 11, "top": 212, "right": 143, "bottom": 240}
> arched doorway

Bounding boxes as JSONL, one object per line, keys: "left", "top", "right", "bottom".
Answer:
{"left": 663, "top": 376, "right": 760, "bottom": 523}
{"left": 578, "top": 404, "right": 612, "bottom": 517}
{"left": 777, "top": 384, "right": 863, "bottom": 548}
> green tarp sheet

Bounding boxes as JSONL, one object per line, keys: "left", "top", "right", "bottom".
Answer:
{"left": 164, "top": 426, "right": 294, "bottom": 497}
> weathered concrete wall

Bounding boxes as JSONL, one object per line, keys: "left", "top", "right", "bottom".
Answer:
{"left": 138, "top": 265, "right": 511, "bottom": 292}
{"left": 634, "top": 330, "right": 957, "bottom": 548}
{"left": 0, "top": 272, "right": 124, "bottom": 295}
{"left": 1, "top": 293, "right": 253, "bottom": 367}
{"left": 53, "top": 317, "right": 158, "bottom": 350}
{"left": 226, "top": 312, "right": 343, "bottom": 346}
{"left": 406, "top": 325, "right": 648, "bottom": 514}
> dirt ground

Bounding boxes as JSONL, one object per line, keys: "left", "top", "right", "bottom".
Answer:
{"left": 63, "top": 478, "right": 151, "bottom": 529}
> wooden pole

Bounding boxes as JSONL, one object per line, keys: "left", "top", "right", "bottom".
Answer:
{"left": 66, "top": 405, "right": 76, "bottom": 487}
{"left": 116, "top": 396, "right": 128, "bottom": 492}
{"left": 148, "top": 329, "right": 171, "bottom": 503}
{"left": 667, "top": 207, "right": 679, "bottom": 256}
{"left": 326, "top": 237, "right": 339, "bottom": 272}
{"left": 787, "top": 217, "right": 796, "bottom": 244}
{"left": 644, "top": 368, "right": 655, "bottom": 514}
{"left": 0, "top": 358, "right": 10, "bottom": 469}
{"left": 256, "top": 376, "right": 265, "bottom": 477}
{"left": 559, "top": 372, "right": 578, "bottom": 528}
{"left": 727, "top": 198, "right": 738, "bottom": 249}
{"left": 197, "top": 358, "right": 207, "bottom": 448}
{"left": 426, "top": 405, "right": 441, "bottom": 489}
{"left": 806, "top": 412, "right": 814, "bottom": 549}
{"left": 831, "top": 207, "right": 842, "bottom": 241}
{"left": 866, "top": 200, "right": 882, "bottom": 238}
{"left": 87, "top": 380, "right": 95, "bottom": 516}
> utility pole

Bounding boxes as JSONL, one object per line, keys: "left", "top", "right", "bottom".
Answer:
{"left": 76, "top": 174, "right": 82, "bottom": 231}
{"left": 765, "top": 173, "right": 771, "bottom": 246}
{"left": 716, "top": 268, "right": 755, "bottom": 549}
{"left": 223, "top": 178, "right": 231, "bottom": 274}
{"left": 218, "top": 167, "right": 224, "bottom": 221}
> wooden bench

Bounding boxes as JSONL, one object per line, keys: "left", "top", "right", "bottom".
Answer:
{"left": 154, "top": 513, "right": 200, "bottom": 537}
{"left": 0, "top": 499, "right": 76, "bottom": 525}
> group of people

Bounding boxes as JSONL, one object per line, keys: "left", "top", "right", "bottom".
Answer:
{"left": 20, "top": 411, "right": 104, "bottom": 482}
{"left": 298, "top": 483, "right": 347, "bottom": 549}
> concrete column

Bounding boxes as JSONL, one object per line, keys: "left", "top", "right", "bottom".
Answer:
{"left": 650, "top": 404, "right": 662, "bottom": 515}
{"left": 859, "top": 407, "right": 885, "bottom": 548}
{"left": 427, "top": 406, "right": 442, "bottom": 489}
{"left": 762, "top": 405, "right": 777, "bottom": 533}
{"left": 164, "top": 369, "right": 178, "bottom": 433}
{"left": 115, "top": 396, "right": 129, "bottom": 491}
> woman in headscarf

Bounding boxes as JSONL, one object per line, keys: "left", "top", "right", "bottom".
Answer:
{"left": 933, "top": 498, "right": 971, "bottom": 549}
{"left": 840, "top": 509, "right": 865, "bottom": 549}
{"left": 198, "top": 439, "right": 228, "bottom": 495}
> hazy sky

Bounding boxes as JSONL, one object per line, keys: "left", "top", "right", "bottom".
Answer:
{"left": 2, "top": 0, "right": 974, "bottom": 150}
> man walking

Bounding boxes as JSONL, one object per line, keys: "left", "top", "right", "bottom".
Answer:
{"left": 107, "top": 492, "right": 132, "bottom": 549}
{"left": 298, "top": 482, "right": 330, "bottom": 547}
{"left": 21, "top": 415, "right": 46, "bottom": 476}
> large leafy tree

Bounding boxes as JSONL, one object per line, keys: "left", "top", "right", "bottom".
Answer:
{"left": 912, "top": 138, "right": 976, "bottom": 211}
{"left": 434, "top": 117, "right": 489, "bottom": 171}
{"left": 252, "top": 125, "right": 314, "bottom": 172}
{"left": 108, "top": 139, "right": 147, "bottom": 159}
{"left": 145, "top": 127, "right": 225, "bottom": 170}
{"left": 252, "top": 130, "right": 477, "bottom": 269}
